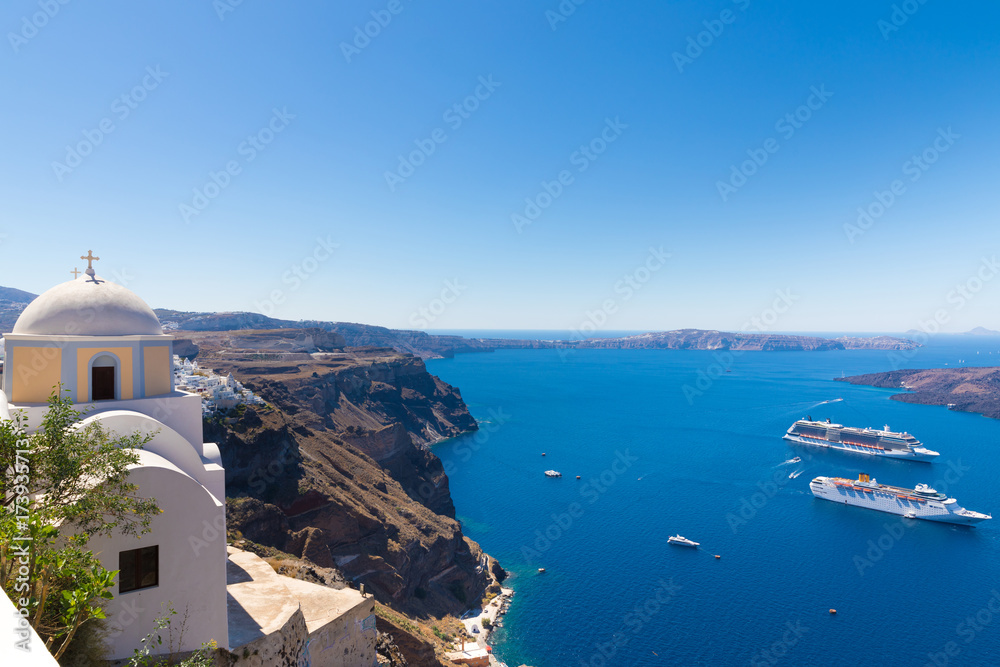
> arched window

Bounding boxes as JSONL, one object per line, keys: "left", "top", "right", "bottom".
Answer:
{"left": 91, "top": 353, "right": 118, "bottom": 401}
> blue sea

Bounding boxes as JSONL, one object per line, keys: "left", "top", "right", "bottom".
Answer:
{"left": 426, "top": 334, "right": 1000, "bottom": 667}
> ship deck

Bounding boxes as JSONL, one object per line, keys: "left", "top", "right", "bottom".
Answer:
{"left": 789, "top": 430, "right": 923, "bottom": 452}
{"left": 828, "top": 478, "right": 943, "bottom": 502}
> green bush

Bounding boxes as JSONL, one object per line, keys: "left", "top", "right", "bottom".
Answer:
{"left": 0, "top": 388, "right": 159, "bottom": 661}
{"left": 124, "top": 604, "right": 215, "bottom": 666}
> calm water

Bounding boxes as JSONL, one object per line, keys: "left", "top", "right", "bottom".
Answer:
{"left": 427, "top": 335, "right": 1000, "bottom": 667}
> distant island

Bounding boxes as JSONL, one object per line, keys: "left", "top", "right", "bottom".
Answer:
{"left": 550, "top": 330, "right": 919, "bottom": 352}
{"left": 903, "top": 326, "right": 1000, "bottom": 337}
{"left": 134, "top": 320, "right": 924, "bottom": 357}
{"left": 461, "top": 329, "right": 920, "bottom": 354}
{"left": 838, "top": 367, "right": 1000, "bottom": 420}
{"left": 0, "top": 285, "right": 919, "bottom": 359}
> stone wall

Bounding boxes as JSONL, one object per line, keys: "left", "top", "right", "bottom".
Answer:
{"left": 303, "top": 598, "right": 377, "bottom": 666}
{"left": 225, "top": 608, "right": 308, "bottom": 667}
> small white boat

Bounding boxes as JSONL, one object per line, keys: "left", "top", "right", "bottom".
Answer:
{"left": 544, "top": 470, "right": 562, "bottom": 478}
{"left": 789, "top": 469, "right": 803, "bottom": 479}
{"left": 790, "top": 457, "right": 801, "bottom": 464}
{"left": 668, "top": 534, "right": 699, "bottom": 547}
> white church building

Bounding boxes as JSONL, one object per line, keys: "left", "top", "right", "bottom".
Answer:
{"left": 2, "top": 261, "right": 228, "bottom": 659}
{"left": 2, "top": 257, "right": 376, "bottom": 665}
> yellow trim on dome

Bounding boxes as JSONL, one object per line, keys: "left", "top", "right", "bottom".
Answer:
{"left": 77, "top": 347, "right": 133, "bottom": 402}
{"left": 10, "top": 346, "right": 62, "bottom": 403}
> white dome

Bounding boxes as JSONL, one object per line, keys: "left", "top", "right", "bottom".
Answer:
{"left": 13, "top": 275, "right": 163, "bottom": 336}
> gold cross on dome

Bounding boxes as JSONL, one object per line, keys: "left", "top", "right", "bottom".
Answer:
{"left": 70, "top": 267, "right": 81, "bottom": 278}
{"left": 81, "top": 250, "right": 100, "bottom": 269}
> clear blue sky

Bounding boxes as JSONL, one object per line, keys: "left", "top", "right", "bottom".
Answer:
{"left": 2, "top": 1, "right": 999, "bottom": 333}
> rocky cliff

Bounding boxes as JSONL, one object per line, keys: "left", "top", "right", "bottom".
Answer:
{"left": 176, "top": 327, "right": 346, "bottom": 355}
{"left": 0, "top": 286, "right": 34, "bottom": 332}
{"left": 0, "top": 286, "right": 36, "bottom": 302}
{"left": 838, "top": 367, "right": 1000, "bottom": 419}
{"left": 152, "top": 309, "right": 486, "bottom": 359}
{"left": 832, "top": 335, "right": 921, "bottom": 350}
{"left": 196, "top": 338, "right": 497, "bottom": 621}
{"left": 564, "top": 330, "right": 919, "bottom": 351}
{"left": 571, "top": 329, "right": 844, "bottom": 350}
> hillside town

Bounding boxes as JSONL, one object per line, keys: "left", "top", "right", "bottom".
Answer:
{"left": 0, "top": 338, "right": 265, "bottom": 416}
{"left": 172, "top": 354, "right": 267, "bottom": 414}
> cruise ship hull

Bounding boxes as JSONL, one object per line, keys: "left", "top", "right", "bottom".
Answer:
{"left": 810, "top": 477, "right": 990, "bottom": 525}
{"left": 782, "top": 433, "right": 938, "bottom": 461}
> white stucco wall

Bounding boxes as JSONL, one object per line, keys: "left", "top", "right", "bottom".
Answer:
{"left": 78, "top": 410, "right": 225, "bottom": 504}
{"left": 10, "top": 390, "right": 205, "bottom": 449}
{"left": 88, "top": 451, "right": 229, "bottom": 660}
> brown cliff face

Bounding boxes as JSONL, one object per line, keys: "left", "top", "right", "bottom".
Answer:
{"left": 207, "top": 347, "right": 474, "bottom": 517}
{"left": 171, "top": 327, "right": 346, "bottom": 353}
{"left": 199, "top": 341, "right": 495, "bottom": 619}
{"left": 838, "top": 367, "right": 1000, "bottom": 419}
{"left": 375, "top": 615, "right": 442, "bottom": 667}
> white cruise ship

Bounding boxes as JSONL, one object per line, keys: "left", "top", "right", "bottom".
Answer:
{"left": 810, "top": 473, "right": 991, "bottom": 525}
{"left": 783, "top": 417, "right": 938, "bottom": 461}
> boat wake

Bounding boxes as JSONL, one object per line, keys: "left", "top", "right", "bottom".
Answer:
{"left": 789, "top": 469, "right": 804, "bottom": 479}
{"left": 816, "top": 397, "right": 843, "bottom": 406}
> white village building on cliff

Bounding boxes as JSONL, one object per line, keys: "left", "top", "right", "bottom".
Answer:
{"left": 172, "top": 357, "right": 266, "bottom": 415}
{"left": 1, "top": 254, "right": 375, "bottom": 665}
